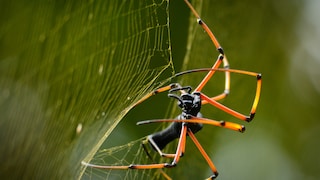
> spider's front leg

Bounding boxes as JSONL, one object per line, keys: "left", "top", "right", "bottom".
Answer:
{"left": 132, "top": 83, "right": 181, "bottom": 108}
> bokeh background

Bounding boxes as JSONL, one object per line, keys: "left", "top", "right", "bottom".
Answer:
{"left": 1, "top": 0, "right": 320, "bottom": 180}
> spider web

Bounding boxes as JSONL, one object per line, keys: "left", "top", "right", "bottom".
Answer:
{"left": 82, "top": 137, "right": 175, "bottom": 180}
{"left": 80, "top": 0, "right": 209, "bottom": 179}
{"left": 79, "top": 0, "right": 176, "bottom": 179}
{"left": 0, "top": 0, "right": 256, "bottom": 178}
{"left": 0, "top": 0, "right": 173, "bottom": 179}
{"left": 80, "top": 0, "right": 262, "bottom": 179}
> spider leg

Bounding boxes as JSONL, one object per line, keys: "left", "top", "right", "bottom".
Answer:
{"left": 82, "top": 124, "right": 189, "bottom": 170}
{"left": 137, "top": 117, "right": 245, "bottom": 133}
{"left": 184, "top": 0, "right": 262, "bottom": 116}
{"left": 140, "top": 141, "right": 172, "bottom": 180}
{"left": 201, "top": 93, "right": 250, "bottom": 121}
{"left": 146, "top": 120, "right": 189, "bottom": 158}
{"left": 147, "top": 135, "right": 176, "bottom": 158}
{"left": 128, "top": 123, "right": 188, "bottom": 169}
{"left": 184, "top": 0, "right": 230, "bottom": 98}
{"left": 200, "top": 70, "right": 262, "bottom": 122}
{"left": 132, "top": 83, "right": 182, "bottom": 108}
{"left": 195, "top": 54, "right": 227, "bottom": 92}
{"left": 130, "top": 123, "right": 188, "bottom": 169}
{"left": 189, "top": 116, "right": 245, "bottom": 132}
{"left": 81, "top": 158, "right": 175, "bottom": 172}
{"left": 183, "top": 0, "right": 222, "bottom": 52}
{"left": 172, "top": 123, "right": 188, "bottom": 165}
{"left": 201, "top": 68, "right": 262, "bottom": 104}
{"left": 187, "top": 129, "right": 218, "bottom": 179}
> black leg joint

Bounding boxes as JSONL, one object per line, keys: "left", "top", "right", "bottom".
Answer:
{"left": 240, "top": 125, "right": 246, "bottom": 133}
{"left": 246, "top": 113, "right": 255, "bottom": 122}
{"left": 218, "top": 54, "right": 224, "bottom": 60}
{"left": 170, "top": 83, "right": 179, "bottom": 88}
{"left": 257, "top": 73, "right": 262, "bottom": 80}
{"left": 180, "top": 152, "right": 184, "bottom": 157}
{"left": 164, "top": 162, "right": 176, "bottom": 168}
{"left": 209, "top": 172, "right": 219, "bottom": 179}
{"left": 218, "top": 47, "right": 224, "bottom": 55}
{"left": 128, "top": 164, "right": 136, "bottom": 169}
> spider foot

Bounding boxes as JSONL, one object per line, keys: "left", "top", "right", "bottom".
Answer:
{"left": 207, "top": 172, "right": 219, "bottom": 179}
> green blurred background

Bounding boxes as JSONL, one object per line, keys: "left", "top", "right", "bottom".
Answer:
{"left": 1, "top": 0, "right": 320, "bottom": 180}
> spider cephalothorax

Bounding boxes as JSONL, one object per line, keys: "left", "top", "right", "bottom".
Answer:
{"left": 168, "top": 86, "right": 202, "bottom": 117}
{"left": 148, "top": 89, "right": 204, "bottom": 151}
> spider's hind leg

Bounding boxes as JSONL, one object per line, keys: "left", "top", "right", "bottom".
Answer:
{"left": 145, "top": 122, "right": 182, "bottom": 158}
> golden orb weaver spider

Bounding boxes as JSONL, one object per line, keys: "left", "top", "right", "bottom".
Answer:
{"left": 82, "top": 0, "right": 262, "bottom": 179}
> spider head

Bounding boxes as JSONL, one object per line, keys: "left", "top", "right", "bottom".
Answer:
{"left": 169, "top": 91, "right": 201, "bottom": 117}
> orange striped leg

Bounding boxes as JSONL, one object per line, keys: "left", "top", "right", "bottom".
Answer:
{"left": 184, "top": 0, "right": 222, "bottom": 51}
{"left": 172, "top": 123, "right": 188, "bottom": 165}
{"left": 82, "top": 160, "right": 172, "bottom": 170}
{"left": 200, "top": 69, "right": 262, "bottom": 121}
{"left": 201, "top": 68, "right": 261, "bottom": 103}
{"left": 147, "top": 130, "right": 187, "bottom": 159}
{"left": 187, "top": 129, "right": 218, "bottom": 179}
{"left": 132, "top": 83, "right": 181, "bottom": 107}
{"left": 140, "top": 142, "right": 172, "bottom": 180}
{"left": 82, "top": 123, "right": 188, "bottom": 170}
{"left": 195, "top": 54, "right": 223, "bottom": 92}
{"left": 184, "top": 0, "right": 229, "bottom": 94}
{"left": 130, "top": 123, "right": 188, "bottom": 168}
{"left": 201, "top": 93, "right": 250, "bottom": 121}
{"left": 204, "top": 59, "right": 231, "bottom": 101}
{"left": 137, "top": 116, "right": 245, "bottom": 133}
{"left": 147, "top": 136, "right": 175, "bottom": 158}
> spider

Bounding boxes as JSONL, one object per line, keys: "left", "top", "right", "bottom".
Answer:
{"left": 82, "top": 0, "right": 262, "bottom": 179}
